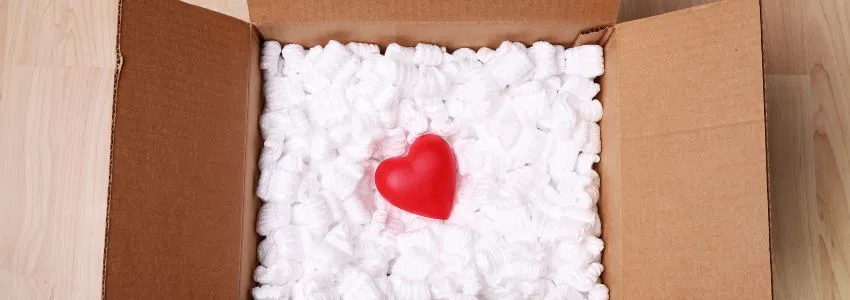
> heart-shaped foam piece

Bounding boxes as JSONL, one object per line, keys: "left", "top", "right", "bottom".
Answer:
{"left": 375, "top": 134, "right": 457, "bottom": 220}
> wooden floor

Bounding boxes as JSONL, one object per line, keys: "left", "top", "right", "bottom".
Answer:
{"left": 0, "top": 0, "right": 846, "bottom": 299}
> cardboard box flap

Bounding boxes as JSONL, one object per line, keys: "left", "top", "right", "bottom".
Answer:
{"left": 247, "top": 0, "right": 620, "bottom": 48}
{"left": 599, "top": 0, "right": 771, "bottom": 298}
{"left": 105, "top": 0, "right": 256, "bottom": 298}
{"left": 247, "top": 0, "right": 619, "bottom": 24}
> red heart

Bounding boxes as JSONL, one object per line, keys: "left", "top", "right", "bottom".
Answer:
{"left": 375, "top": 134, "right": 457, "bottom": 220}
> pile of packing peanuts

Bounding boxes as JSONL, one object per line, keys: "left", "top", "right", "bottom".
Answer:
{"left": 255, "top": 39, "right": 607, "bottom": 300}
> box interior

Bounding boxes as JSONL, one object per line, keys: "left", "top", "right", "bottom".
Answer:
{"left": 105, "top": 0, "right": 770, "bottom": 299}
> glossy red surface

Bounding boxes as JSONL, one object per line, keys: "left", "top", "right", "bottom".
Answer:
{"left": 375, "top": 134, "right": 457, "bottom": 220}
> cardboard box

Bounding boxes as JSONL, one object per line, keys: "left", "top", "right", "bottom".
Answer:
{"left": 104, "top": 0, "right": 771, "bottom": 298}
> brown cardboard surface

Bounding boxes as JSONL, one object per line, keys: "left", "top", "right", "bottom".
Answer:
{"left": 238, "top": 27, "right": 263, "bottom": 300}
{"left": 248, "top": 0, "right": 619, "bottom": 24}
{"left": 105, "top": 0, "right": 254, "bottom": 298}
{"left": 248, "top": 0, "right": 620, "bottom": 48}
{"left": 573, "top": 26, "right": 614, "bottom": 47}
{"left": 597, "top": 32, "right": 621, "bottom": 296}
{"left": 600, "top": 0, "right": 770, "bottom": 298}
{"left": 257, "top": 23, "right": 601, "bottom": 49}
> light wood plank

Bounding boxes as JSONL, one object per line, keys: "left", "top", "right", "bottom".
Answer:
{"left": 0, "top": 0, "right": 117, "bottom": 299}
{"left": 0, "top": 66, "right": 114, "bottom": 300}
{"left": 767, "top": 0, "right": 850, "bottom": 299}
{"left": 766, "top": 74, "right": 821, "bottom": 300}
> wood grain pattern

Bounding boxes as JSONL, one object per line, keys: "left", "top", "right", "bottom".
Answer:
{"left": 0, "top": 0, "right": 117, "bottom": 299}
{"left": 765, "top": 0, "right": 849, "bottom": 299}
{"left": 0, "top": 0, "right": 847, "bottom": 299}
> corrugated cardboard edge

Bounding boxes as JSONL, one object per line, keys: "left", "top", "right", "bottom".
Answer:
{"left": 101, "top": 0, "right": 123, "bottom": 298}
{"left": 597, "top": 26, "right": 621, "bottom": 297}
{"left": 238, "top": 25, "right": 263, "bottom": 300}
{"left": 573, "top": 25, "right": 615, "bottom": 46}
{"left": 759, "top": 0, "right": 775, "bottom": 296}
{"left": 574, "top": 23, "right": 619, "bottom": 293}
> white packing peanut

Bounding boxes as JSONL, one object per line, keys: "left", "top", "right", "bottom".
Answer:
{"left": 412, "top": 43, "right": 444, "bottom": 66}
{"left": 338, "top": 269, "right": 383, "bottom": 300}
{"left": 486, "top": 42, "right": 534, "bottom": 87}
{"left": 378, "top": 127, "right": 407, "bottom": 157}
{"left": 475, "top": 47, "right": 496, "bottom": 63}
{"left": 346, "top": 42, "right": 380, "bottom": 58}
{"left": 261, "top": 41, "right": 282, "bottom": 78}
{"left": 256, "top": 40, "right": 606, "bottom": 300}
{"left": 564, "top": 45, "right": 605, "bottom": 78}
{"left": 252, "top": 284, "right": 291, "bottom": 300}
{"left": 530, "top": 41, "right": 559, "bottom": 80}
{"left": 254, "top": 261, "right": 303, "bottom": 285}
{"left": 291, "top": 274, "right": 339, "bottom": 300}
{"left": 385, "top": 43, "right": 416, "bottom": 63}
{"left": 391, "top": 277, "right": 432, "bottom": 300}
{"left": 561, "top": 75, "right": 601, "bottom": 101}
{"left": 258, "top": 227, "right": 303, "bottom": 267}
{"left": 281, "top": 44, "right": 306, "bottom": 76}
{"left": 587, "top": 284, "right": 610, "bottom": 300}
{"left": 256, "top": 202, "right": 292, "bottom": 236}
{"left": 392, "top": 250, "right": 437, "bottom": 281}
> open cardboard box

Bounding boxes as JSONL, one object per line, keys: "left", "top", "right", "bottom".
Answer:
{"left": 104, "top": 0, "right": 771, "bottom": 298}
